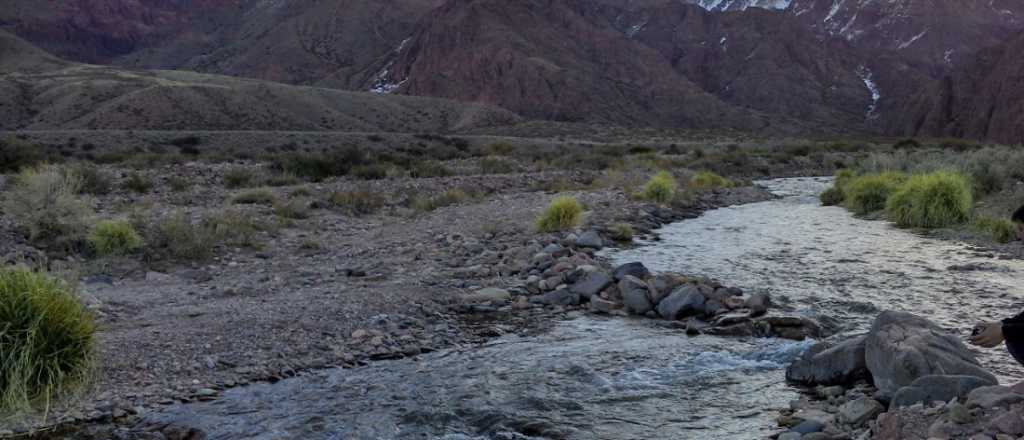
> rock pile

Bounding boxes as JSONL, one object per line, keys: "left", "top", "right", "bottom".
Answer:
{"left": 460, "top": 228, "right": 823, "bottom": 341}
{"left": 780, "top": 311, "right": 1012, "bottom": 439}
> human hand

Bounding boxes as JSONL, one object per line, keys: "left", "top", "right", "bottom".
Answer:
{"left": 969, "top": 322, "right": 1005, "bottom": 348}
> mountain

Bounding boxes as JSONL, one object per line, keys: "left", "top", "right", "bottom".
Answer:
{"left": 0, "top": 30, "right": 519, "bottom": 132}
{"left": 889, "top": 31, "right": 1024, "bottom": 144}
{"left": 4, "top": 0, "right": 1024, "bottom": 141}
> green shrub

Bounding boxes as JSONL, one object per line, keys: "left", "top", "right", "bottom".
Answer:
{"left": 167, "top": 176, "right": 191, "bottom": 192}
{"left": 273, "top": 198, "right": 311, "bottom": 220}
{"left": 819, "top": 187, "right": 845, "bottom": 206}
{"left": 263, "top": 172, "right": 300, "bottom": 187}
{"left": 330, "top": 190, "right": 386, "bottom": 216}
{"left": 479, "top": 156, "right": 518, "bottom": 174}
{"left": 609, "top": 223, "right": 634, "bottom": 242}
{"left": 844, "top": 172, "right": 907, "bottom": 215}
{"left": 0, "top": 268, "right": 95, "bottom": 413}
{"left": 485, "top": 142, "right": 516, "bottom": 156}
{"left": 0, "top": 138, "right": 47, "bottom": 173}
{"left": 88, "top": 220, "right": 143, "bottom": 256}
{"left": 68, "top": 163, "right": 112, "bottom": 195}
{"left": 690, "top": 171, "right": 733, "bottom": 190}
{"left": 971, "top": 216, "right": 1018, "bottom": 244}
{"left": 204, "top": 209, "right": 272, "bottom": 249}
{"left": 535, "top": 196, "right": 583, "bottom": 232}
{"left": 412, "top": 189, "right": 469, "bottom": 212}
{"left": 3, "top": 166, "right": 92, "bottom": 250}
{"left": 351, "top": 164, "right": 389, "bottom": 180}
{"left": 223, "top": 168, "right": 258, "bottom": 189}
{"left": 642, "top": 171, "right": 677, "bottom": 204}
{"left": 886, "top": 171, "right": 973, "bottom": 228}
{"left": 267, "top": 147, "right": 366, "bottom": 182}
{"left": 232, "top": 188, "right": 277, "bottom": 205}
{"left": 409, "top": 161, "right": 452, "bottom": 178}
{"left": 122, "top": 173, "right": 153, "bottom": 194}
{"left": 138, "top": 210, "right": 219, "bottom": 261}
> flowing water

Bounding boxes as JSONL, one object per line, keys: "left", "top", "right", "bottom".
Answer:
{"left": 141, "top": 178, "right": 1024, "bottom": 439}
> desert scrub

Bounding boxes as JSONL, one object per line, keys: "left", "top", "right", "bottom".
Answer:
{"left": 536, "top": 196, "right": 583, "bottom": 232}
{"left": 351, "top": 164, "right": 389, "bottom": 180}
{"left": 138, "top": 211, "right": 220, "bottom": 261}
{"left": 67, "top": 163, "right": 112, "bottom": 195}
{"left": 0, "top": 138, "right": 48, "bottom": 173}
{"left": 970, "top": 216, "right": 1018, "bottom": 244}
{"left": 0, "top": 268, "right": 95, "bottom": 414}
{"left": 205, "top": 209, "right": 274, "bottom": 249}
{"left": 409, "top": 161, "right": 452, "bottom": 178}
{"left": 609, "top": 223, "right": 635, "bottom": 242}
{"left": 121, "top": 173, "right": 153, "bottom": 194}
{"left": 330, "top": 190, "right": 386, "bottom": 216}
{"left": 232, "top": 188, "right": 277, "bottom": 205}
{"left": 267, "top": 147, "right": 366, "bottom": 182}
{"left": 273, "top": 198, "right": 311, "bottom": 220}
{"left": 3, "top": 165, "right": 92, "bottom": 251}
{"left": 412, "top": 189, "right": 470, "bottom": 212}
{"left": 167, "top": 176, "right": 191, "bottom": 192}
{"left": 223, "top": 168, "right": 258, "bottom": 188}
{"left": 642, "top": 171, "right": 677, "bottom": 204}
{"left": 479, "top": 156, "right": 518, "bottom": 174}
{"left": 843, "top": 172, "right": 907, "bottom": 215}
{"left": 88, "top": 220, "right": 143, "bottom": 256}
{"left": 689, "top": 171, "right": 732, "bottom": 191}
{"left": 886, "top": 171, "right": 973, "bottom": 228}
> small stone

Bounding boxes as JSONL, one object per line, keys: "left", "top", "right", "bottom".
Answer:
{"left": 575, "top": 231, "right": 604, "bottom": 249}
{"left": 777, "top": 433, "right": 801, "bottom": 440}
{"left": 948, "top": 403, "right": 973, "bottom": 424}
{"left": 612, "top": 262, "right": 649, "bottom": 281}
{"left": 837, "top": 397, "right": 884, "bottom": 426}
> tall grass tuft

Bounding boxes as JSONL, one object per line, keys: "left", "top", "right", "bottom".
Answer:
{"left": 843, "top": 172, "right": 907, "bottom": 215}
{"left": 886, "top": 171, "right": 973, "bottom": 228}
{"left": 0, "top": 268, "right": 95, "bottom": 414}
{"left": 642, "top": 171, "right": 677, "bottom": 204}
{"left": 690, "top": 171, "right": 732, "bottom": 191}
{"left": 88, "top": 220, "right": 143, "bottom": 256}
{"left": 536, "top": 196, "right": 583, "bottom": 232}
{"left": 3, "top": 165, "right": 92, "bottom": 251}
{"left": 970, "top": 216, "right": 1018, "bottom": 244}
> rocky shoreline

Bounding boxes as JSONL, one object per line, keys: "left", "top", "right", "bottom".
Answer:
{"left": 14, "top": 181, "right": 778, "bottom": 439}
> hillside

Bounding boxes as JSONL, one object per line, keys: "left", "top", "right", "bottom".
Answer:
{"left": 0, "top": 30, "right": 520, "bottom": 132}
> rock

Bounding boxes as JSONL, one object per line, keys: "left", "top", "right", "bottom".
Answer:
{"left": 967, "top": 386, "right": 1024, "bottom": 409}
{"left": 766, "top": 316, "right": 823, "bottom": 341}
{"left": 865, "top": 311, "right": 998, "bottom": 396}
{"left": 802, "top": 434, "right": 830, "bottom": 440}
{"left": 145, "top": 271, "right": 172, "bottom": 282}
{"left": 612, "top": 262, "right": 649, "bottom": 282}
{"left": 947, "top": 403, "right": 973, "bottom": 424}
{"left": 786, "top": 335, "right": 868, "bottom": 385}
{"left": 575, "top": 231, "right": 603, "bottom": 249}
{"left": 589, "top": 297, "right": 620, "bottom": 314}
{"left": 542, "top": 243, "right": 564, "bottom": 255}
{"left": 704, "top": 299, "right": 725, "bottom": 316}
{"left": 569, "top": 272, "right": 613, "bottom": 300}
{"left": 818, "top": 385, "right": 846, "bottom": 398}
{"left": 745, "top": 292, "right": 771, "bottom": 317}
{"left": 790, "top": 419, "right": 826, "bottom": 435}
{"left": 891, "top": 375, "right": 995, "bottom": 408}
{"left": 777, "top": 433, "right": 802, "bottom": 440}
{"left": 619, "top": 275, "right": 653, "bottom": 315}
{"left": 647, "top": 274, "right": 685, "bottom": 303}
{"left": 538, "top": 289, "right": 580, "bottom": 306}
{"left": 656, "top": 286, "right": 706, "bottom": 320}
{"left": 837, "top": 397, "right": 884, "bottom": 426}
{"left": 703, "top": 322, "right": 755, "bottom": 337}
{"left": 989, "top": 410, "right": 1024, "bottom": 436}
{"left": 463, "top": 288, "right": 511, "bottom": 303}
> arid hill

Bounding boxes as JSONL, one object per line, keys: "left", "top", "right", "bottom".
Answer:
{"left": 0, "top": 30, "right": 520, "bottom": 132}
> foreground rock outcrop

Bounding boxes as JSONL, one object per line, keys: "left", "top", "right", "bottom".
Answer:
{"left": 780, "top": 311, "right": 1009, "bottom": 439}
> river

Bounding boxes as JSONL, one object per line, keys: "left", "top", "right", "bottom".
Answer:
{"left": 139, "top": 177, "right": 1024, "bottom": 439}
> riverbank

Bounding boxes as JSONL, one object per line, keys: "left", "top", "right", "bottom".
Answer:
{"left": 1, "top": 149, "right": 781, "bottom": 437}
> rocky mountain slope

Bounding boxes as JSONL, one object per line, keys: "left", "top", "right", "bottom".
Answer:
{"left": 4, "top": 0, "right": 1024, "bottom": 141}
{"left": 889, "top": 30, "right": 1024, "bottom": 144}
{"left": 0, "top": 30, "right": 519, "bottom": 132}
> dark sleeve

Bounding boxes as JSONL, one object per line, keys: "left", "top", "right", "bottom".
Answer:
{"left": 1003, "top": 311, "right": 1024, "bottom": 343}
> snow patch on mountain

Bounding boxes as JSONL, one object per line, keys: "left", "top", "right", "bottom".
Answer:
{"left": 856, "top": 66, "right": 880, "bottom": 119}
{"left": 897, "top": 29, "right": 928, "bottom": 49}
{"left": 695, "top": 0, "right": 792, "bottom": 12}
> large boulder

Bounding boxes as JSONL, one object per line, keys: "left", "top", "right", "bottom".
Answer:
{"left": 612, "top": 262, "right": 649, "bottom": 282}
{"left": 890, "top": 375, "right": 996, "bottom": 408}
{"left": 575, "top": 231, "right": 604, "bottom": 249}
{"left": 656, "top": 285, "right": 706, "bottom": 320}
{"left": 619, "top": 275, "right": 653, "bottom": 315}
{"left": 569, "top": 272, "right": 612, "bottom": 300}
{"left": 786, "top": 335, "right": 868, "bottom": 385}
{"left": 866, "top": 311, "right": 998, "bottom": 396}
